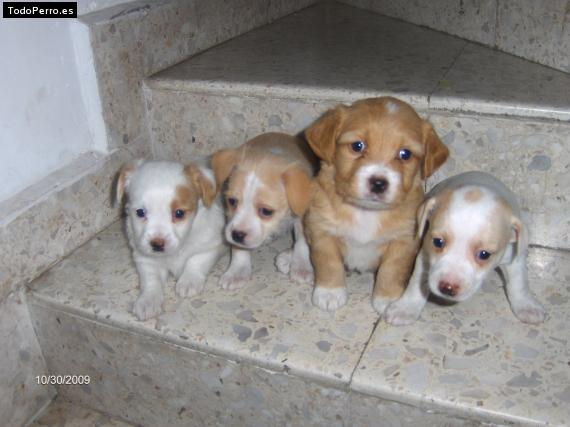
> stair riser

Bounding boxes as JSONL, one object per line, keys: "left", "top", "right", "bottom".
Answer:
{"left": 29, "top": 302, "right": 484, "bottom": 427}
{"left": 146, "top": 90, "right": 570, "bottom": 249}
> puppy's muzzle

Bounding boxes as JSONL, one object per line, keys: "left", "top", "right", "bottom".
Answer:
{"left": 231, "top": 230, "right": 247, "bottom": 244}
{"left": 369, "top": 176, "right": 389, "bottom": 194}
{"left": 150, "top": 238, "right": 166, "bottom": 252}
{"left": 438, "top": 280, "right": 459, "bottom": 297}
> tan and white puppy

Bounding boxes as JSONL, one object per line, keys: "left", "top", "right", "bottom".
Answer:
{"left": 304, "top": 97, "right": 449, "bottom": 313}
{"left": 385, "top": 171, "right": 546, "bottom": 325}
{"left": 212, "top": 132, "right": 317, "bottom": 289}
{"left": 116, "top": 159, "right": 226, "bottom": 321}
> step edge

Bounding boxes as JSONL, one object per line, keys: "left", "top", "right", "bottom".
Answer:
{"left": 26, "top": 291, "right": 352, "bottom": 391}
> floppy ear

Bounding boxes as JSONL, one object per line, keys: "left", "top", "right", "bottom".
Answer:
{"left": 305, "top": 106, "right": 345, "bottom": 164}
{"left": 421, "top": 121, "right": 449, "bottom": 179}
{"left": 416, "top": 196, "right": 437, "bottom": 239}
{"left": 282, "top": 165, "right": 313, "bottom": 217}
{"left": 510, "top": 216, "right": 529, "bottom": 258}
{"left": 114, "top": 159, "right": 144, "bottom": 207}
{"left": 185, "top": 164, "right": 216, "bottom": 208}
{"left": 211, "top": 148, "right": 239, "bottom": 193}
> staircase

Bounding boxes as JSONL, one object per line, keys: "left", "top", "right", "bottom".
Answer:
{"left": 26, "top": 2, "right": 570, "bottom": 426}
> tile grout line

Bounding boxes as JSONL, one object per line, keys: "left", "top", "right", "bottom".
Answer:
{"left": 426, "top": 40, "right": 468, "bottom": 109}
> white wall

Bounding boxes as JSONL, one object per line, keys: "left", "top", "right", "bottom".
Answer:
{"left": 0, "top": 18, "right": 107, "bottom": 202}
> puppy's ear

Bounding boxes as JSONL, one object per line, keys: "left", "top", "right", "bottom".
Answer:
{"left": 211, "top": 148, "right": 239, "bottom": 192}
{"left": 416, "top": 196, "right": 437, "bottom": 239}
{"left": 510, "top": 216, "right": 529, "bottom": 258}
{"left": 305, "top": 106, "right": 345, "bottom": 164}
{"left": 185, "top": 164, "right": 216, "bottom": 208}
{"left": 421, "top": 121, "right": 449, "bottom": 179}
{"left": 282, "top": 165, "right": 313, "bottom": 217}
{"left": 115, "top": 159, "right": 144, "bottom": 207}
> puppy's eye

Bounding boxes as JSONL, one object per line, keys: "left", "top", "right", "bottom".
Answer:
{"left": 136, "top": 208, "right": 146, "bottom": 218}
{"left": 477, "top": 250, "right": 492, "bottom": 261}
{"left": 259, "top": 207, "right": 274, "bottom": 218}
{"left": 398, "top": 148, "right": 412, "bottom": 161}
{"left": 433, "top": 237, "right": 445, "bottom": 249}
{"left": 227, "top": 197, "right": 238, "bottom": 208}
{"left": 174, "top": 209, "right": 185, "bottom": 219}
{"left": 351, "top": 141, "right": 366, "bottom": 153}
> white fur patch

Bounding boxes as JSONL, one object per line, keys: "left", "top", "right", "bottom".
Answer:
{"left": 312, "top": 287, "right": 348, "bottom": 311}
{"left": 356, "top": 163, "right": 401, "bottom": 205}
{"left": 385, "top": 101, "right": 398, "bottom": 113}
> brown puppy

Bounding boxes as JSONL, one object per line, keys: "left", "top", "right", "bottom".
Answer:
{"left": 212, "top": 132, "right": 317, "bottom": 289}
{"left": 304, "top": 97, "right": 449, "bottom": 313}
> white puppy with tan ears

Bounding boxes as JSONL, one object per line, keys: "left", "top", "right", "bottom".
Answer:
{"left": 116, "top": 159, "right": 226, "bottom": 321}
{"left": 212, "top": 132, "right": 317, "bottom": 289}
{"left": 385, "top": 171, "right": 546, "bottom": 325}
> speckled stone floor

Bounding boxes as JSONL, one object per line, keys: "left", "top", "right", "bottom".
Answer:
{"left": 29, "top": 398, "right": 134, "bottom": 427}
{"left": 148, "top": 2, "right": 570, "bottom": 122}
{"left": 27, "top": 222, "right": 570, "bottom": 426}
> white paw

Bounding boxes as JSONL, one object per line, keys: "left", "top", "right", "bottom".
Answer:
{"left": 312, "top": 287, "right": 348, "bottom": 311}
{"left": 384, "top": 300, "right": 421, "bottom": 326}
{"left": 290, "top": 262, "right": 314, "bottom": 285}
{"left": 133, "top": 293, "right": 163, "bottom": 321}
{"left": 219, "top": 266, "right": 251, "bottom": 290}
{"left": 372, "top": 296, "right": 397, "bottom": 315}
{"left": 275, "top": 250, "right": 292, "bottom": 274}
{"left": 511, "top": 298, "right": 546, "bottom": 324}
{"left": 176, "top": 277, "right": 205, "bottom": 298}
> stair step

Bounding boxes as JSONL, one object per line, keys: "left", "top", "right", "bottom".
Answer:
{"left": 144, "top": 1, "right": 570, "bottom": 250}
{"left": 29, "top": 397, "right": 134, "bottom": 427}
{"left": 28, "top": 222, "right": 570, "bottom": 426}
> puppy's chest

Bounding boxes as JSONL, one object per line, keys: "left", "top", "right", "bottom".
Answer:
{"left": 335, "top": 210, "right": 388, "bottom": 272}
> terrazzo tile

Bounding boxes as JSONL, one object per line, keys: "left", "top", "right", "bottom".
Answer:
{"left": 341, "top": 0, "right": 498, "bottom": 46}
{"left": 496, "top": 0, "right": 570, "bottom": 74}
{"left": 28, "top": 221, "right": 380, "bottom": 387}
{"left": 147, "top": 2, "right": 467, "bottom": 109}
{"left": 83, "top": 0, "right": 316, "bottom": 150}
{"left": 0, "top": 293, "right": 55, "bottom": 427}
{"left": 30, "top": 398, "right": 134, "bottom": 427}
{"left": 145, "top": 90, "right": 338, "bottom": 160}
{"left": 430, "top": 44, "right": 570, "bottom": 121}
{"left": 352, "top": 247, "right": 570, "bottom": 426}
{"left": 29, "top": 300, "right": 350, "bottom": 427}
{"left": 427, "top": 112, "right": 570, "bottom": 250}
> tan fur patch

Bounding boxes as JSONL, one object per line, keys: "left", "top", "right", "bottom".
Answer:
{"left": 171, "top": 185, "right": 197, "bottom": 223}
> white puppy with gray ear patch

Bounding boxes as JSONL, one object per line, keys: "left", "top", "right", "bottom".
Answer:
{"left": 386, "top": 171, "right": 546, "bottom": 325}
{"left": 116, "top": 159, "right": 227, "bottom": 321}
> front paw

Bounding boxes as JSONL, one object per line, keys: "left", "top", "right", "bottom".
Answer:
{"left": 275, "top": 250, "right": 292, "bottom": 274}
{"left": 312, "top": 286, "right": 348, "bottom": 311}
{"left": 133, "top": 293, "right": 163, "bottom": 321}
{"left": 219, "top": 266, "right": 251, "bottom": 290}
{"left": 385, "top": 300, "right": 422, "bottom": 326}
{"left": 290, "top": 263, "right": 314, "bottom": 285}
{"left": 511, "top": 298, "right": 546, "bottom": 324}
{"left": 371, "top": 296, "right": 398, "bottom": 315}
{"left": 176, "top": 277, "right": 205, "bottom": 298}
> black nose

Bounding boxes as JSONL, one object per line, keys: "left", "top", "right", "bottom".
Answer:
{"left": 150, "top": 238, "right": 165, "bottom": 252}
{"left": 369, "top": 177, "right": 389, "bottom": 194}
{"left": 231, "top": 230, "right": 246, "bottom": 244}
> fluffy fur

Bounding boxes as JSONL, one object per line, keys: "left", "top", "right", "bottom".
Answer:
{"left": 304, "top": 97, "right": 449, "bottom": 312}
{"left": 212, "top": 132, "right": 317, "bottom": 289}
{"left": 385, "top": 171, "right": 546, "bottom": 325}
{"left": 116, "top": 159, "right": 226, "bottom": 320}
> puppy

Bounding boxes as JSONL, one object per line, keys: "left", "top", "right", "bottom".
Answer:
{"left": 116, "top": 159, "right": 226, "bottom": 320}
{"left": 212, "top": 132, "right": 317, "bottom": 289}
{"left": 304, "top": 97, "right": 449, "bottom": 313}
{"left": 385, "top": 171, "right": 546, "bottom": 325}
